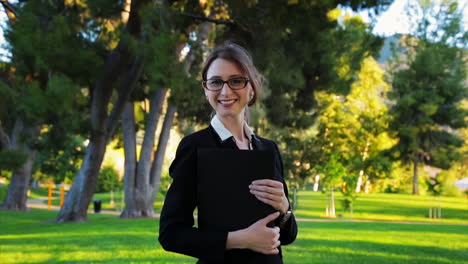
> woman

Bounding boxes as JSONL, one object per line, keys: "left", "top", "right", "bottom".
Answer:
{"left": 158, "top": 43, "right": 297, "bottom": 264}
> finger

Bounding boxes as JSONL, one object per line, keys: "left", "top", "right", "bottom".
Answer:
{"left": 264, "top": 248, "right": 279, "bottom": 255}
{"left": 274, "top": 240, "right": 281, "bottom": 248}
{"left": 255, "top": 195, "right": 283, "bottom": 209}
{"left": 274, "top": 230, "right": 280, "bottom": 241}
{"left": 274, "top": 226, "right": 280, "bottom": 234}
{"left": 252, "top": 179, "right": 283, "bottom": 188}
{"left": 250, "top": 189, "right": 284, "bottom": 202}
{"left": 259, "top": 211, "right": 280, "bottom": 225}
{"left": 249, "top": 184, "right": 284, "bottom": 195}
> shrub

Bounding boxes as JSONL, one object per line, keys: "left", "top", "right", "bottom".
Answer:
{"left": 96, "top": 166, "right": 121, "bottom": 193}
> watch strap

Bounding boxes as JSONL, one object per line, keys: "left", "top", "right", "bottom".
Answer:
{"left": 279, "top": 210, "right": 292, "bottom": 228}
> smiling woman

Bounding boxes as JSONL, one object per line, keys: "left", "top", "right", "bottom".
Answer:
{"left": 203, "top": 58, "right": 252, "bottom": 126}
{"left": 158, "top": 43, "right": 298, "bottom": 264}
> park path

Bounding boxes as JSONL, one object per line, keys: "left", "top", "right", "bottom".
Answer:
{"left": 26, "top": 198, "right": 468, "bottom": 226}
{"left": 27, "top": 198, "right": 123, "bottom": 216}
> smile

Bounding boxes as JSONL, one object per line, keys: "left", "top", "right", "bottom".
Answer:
{"left": 218, "top": 99, "right": 237, "bottom": 105}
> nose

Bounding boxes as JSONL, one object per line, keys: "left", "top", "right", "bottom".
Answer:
{"left": 219, "top": 82, "right": 232, "bottom": 96}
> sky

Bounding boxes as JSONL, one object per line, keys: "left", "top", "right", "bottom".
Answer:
{"left": 365, "top": 0, "right": 414, "bottom": 36}
{"left": 0, "top": 0, "right": 466, "bottom": 61}
{"left": 358, "top": 0, "right": 467, "bottom": 36}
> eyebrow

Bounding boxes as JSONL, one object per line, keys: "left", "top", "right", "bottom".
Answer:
{"left": 207, "top": 74, "right": 244, "bottom": 80}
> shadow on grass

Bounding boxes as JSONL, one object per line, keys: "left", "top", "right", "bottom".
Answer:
{"left": 298, "top": 221, "right": 468, "bottom": 235}
{"left": 32, "top": 257, "right": 193, "bottom": 264}
{"left": 285, "top": 237, "right": 467, "bottom": 264}
{"left": 3, "top": 230, "right": 467, "bottom": 264}
{"left": 2, "top": 207, "right": 467, "bottom": 264}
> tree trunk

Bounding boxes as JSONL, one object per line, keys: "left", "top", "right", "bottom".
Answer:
{"left": 1, "top": 118, "right": 39, "bottom": 211}
{"left": 120, "top": 20, "right": 213, "bottom": 218}
{"left": 56, "top": 134, "right": 108, "bottom": 222}
{"left": 0, "top": 121, "right": 9, "bottom": 148}
{"left": 148, "top": 22, "right": 213, "bottom": 204}
{"left": 150, "top": 104, "right": 176, "bottom": 197}
{"left": 183, "top": 22, "right": 213, "bottom": 75}
{"left": 56, "top": 58, "right": 143, "bottom": 222}
{"left": 413, "top": 160, "right": 419, "bottom": 195}
{"left": 56, "top": 0, "right": 150, "bottom": 222}
{"left": 120, "top": 102, "right": 138, "bottom": 217}
{"left": 330, "top": 187, "right": 336, "bottom": 217}
{"left": 120, "top": 89, "right": 167, "bottom": 218}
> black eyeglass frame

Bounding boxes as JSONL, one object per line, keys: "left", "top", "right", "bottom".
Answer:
{"left": 202, "top": 77, "right": 250, "bottom": 91}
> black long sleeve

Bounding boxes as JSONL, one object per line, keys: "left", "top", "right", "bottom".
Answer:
{"left": 158, "top": 137, "right": 228, "bottom": 263}
{"left": 158, "top": 127, "right": 298, "bottom": 264}
{"left": 272, "top": 141, "right": 298, "bottom": 246}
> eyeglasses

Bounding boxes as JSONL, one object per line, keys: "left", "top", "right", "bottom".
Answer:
{"left": 203, "top": 77, "right": 250, "bottom": 91}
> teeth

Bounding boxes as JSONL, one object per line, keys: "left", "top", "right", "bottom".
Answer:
{"left": 220, "top": 99, "right": 236, "bottom": 104}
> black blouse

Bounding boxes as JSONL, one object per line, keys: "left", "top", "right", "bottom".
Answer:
{"left": 158, "top": 125, "right": 297, "bottom": 264}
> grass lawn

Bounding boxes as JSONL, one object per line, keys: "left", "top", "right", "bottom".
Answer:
{"left": 25, "top": 187, "right": 468, "bottom": 224}
{"left": 294, "top": 191, "right": 468, "bottom": 224}
{"left": 1, "top": 209, "right": 467, "bottom": 264}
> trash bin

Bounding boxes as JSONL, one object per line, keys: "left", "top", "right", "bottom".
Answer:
{"left": 93, "top": 199, "right": 102, "bottom": 213}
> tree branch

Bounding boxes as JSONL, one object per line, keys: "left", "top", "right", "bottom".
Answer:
{"left": 0, "top": 0, "right": 16, "bottom": 25}
{"left": 178, "top": 11, "right": 235, "bottom": 26}
{"left": 106, "top": 55, "right": 145, "bottom": 143}
{"left": 0, "top": 120, "right": 10, "bottom": 149}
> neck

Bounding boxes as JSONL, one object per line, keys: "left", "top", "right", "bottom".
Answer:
{"left": 217, "top": 114, "right": 245, "bottom": 142}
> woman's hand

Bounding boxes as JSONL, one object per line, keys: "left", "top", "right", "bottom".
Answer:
{"left": 249, "top": 179, "right": 289, "bottom": 214}
{"left": 227, "top": 212, "right": 281, "bottom": 254}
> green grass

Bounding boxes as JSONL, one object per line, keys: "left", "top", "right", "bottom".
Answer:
{"left": 25, "top": 187, "right": 468, "bottom": 224}
{"left": 1, "top": 189, "right": 468, "bottom": 263}
{"left": 294, "top": 192, "right": 468, "bottom": 224}
{"left": 1, "top": 209, "right": 467, "bottom": 264}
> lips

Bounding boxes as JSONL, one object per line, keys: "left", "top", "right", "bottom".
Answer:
{"left": 218, "top": 99, "right": 237, "bottom": 106}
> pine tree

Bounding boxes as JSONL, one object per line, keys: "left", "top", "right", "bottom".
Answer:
{"left": 388, "top": 0, "right": 467, "bottom": 195}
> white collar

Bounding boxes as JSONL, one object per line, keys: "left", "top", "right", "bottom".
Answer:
{"left": 211, "top": 115, "right": 255, "bottom": 142}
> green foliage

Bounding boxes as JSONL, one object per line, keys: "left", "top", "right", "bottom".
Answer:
{"left": 311, "top": 57, "right": 395, "bottom": 202}
{"left": 0, "top": 186, "right": 6, "bottom": 201}
{"left": 0, "top": 149, "right": 28, "bottom": 171}
{"left": 388, "top": 0, "right": 467, "bottom": 172}
{"left": 374, "top": 162, "right": 413, "bottom": 194}
{"left": 205, "top": 2, "right": 392, "bottom": 196}
{"left": 86, "top": 0, "right": 125, "bottom": 19}
{"left": 205, "top": 1, "right": 390, "bottom": 129}
{"left": 34, "top": 134, "right": 86, "bottom": 184}
{"left": 319, "top": 152, "right": 348, "bottom": 190}
{"left": 158, "top": 170, "right": 173, "bottom": 197}
{"left": 96, "top": 166, "right": 121, "bottom": 193}
{"left": 6, "top": 2, "right": 104, "bottom": 83}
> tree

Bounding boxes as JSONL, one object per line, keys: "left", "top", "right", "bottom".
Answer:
{"left": 313, "top": 56, "right": 394, "bottom": 215}
{"left": 210, "top": 1, "right": 392, "bottom": 188}
{"left": 388, "top": 0, "right": 467, "bottom": 195}
{"left": 119, "top": 0, "right": 215, "bottom": 218}
{"left": 0, "top": 1, "right": 93, "bottom": 211}
{"left": 56, "top": 0, "right": 152, "bottom": 222}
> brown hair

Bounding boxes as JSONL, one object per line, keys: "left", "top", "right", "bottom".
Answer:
{"left": 201, "top": 43, "right": 263, "bottom": 107}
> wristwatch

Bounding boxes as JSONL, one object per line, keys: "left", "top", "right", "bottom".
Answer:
{"left": 279, "top": 210, "right": 292, "bottom": 228}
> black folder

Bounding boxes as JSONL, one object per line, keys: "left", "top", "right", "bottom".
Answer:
{"left": 197, "top": 149, "right": 277, "bottom": 232}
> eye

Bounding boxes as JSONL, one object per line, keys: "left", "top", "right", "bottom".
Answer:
{"left": 229, "top": 78, "right": 245, "bottom": 86}
{"left": 207, "top": 79, "right": 223, "bottom": 86}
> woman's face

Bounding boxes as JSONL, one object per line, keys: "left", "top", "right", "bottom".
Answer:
{"left": 204, "top": 58, "right": 253, "bottom": 120}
